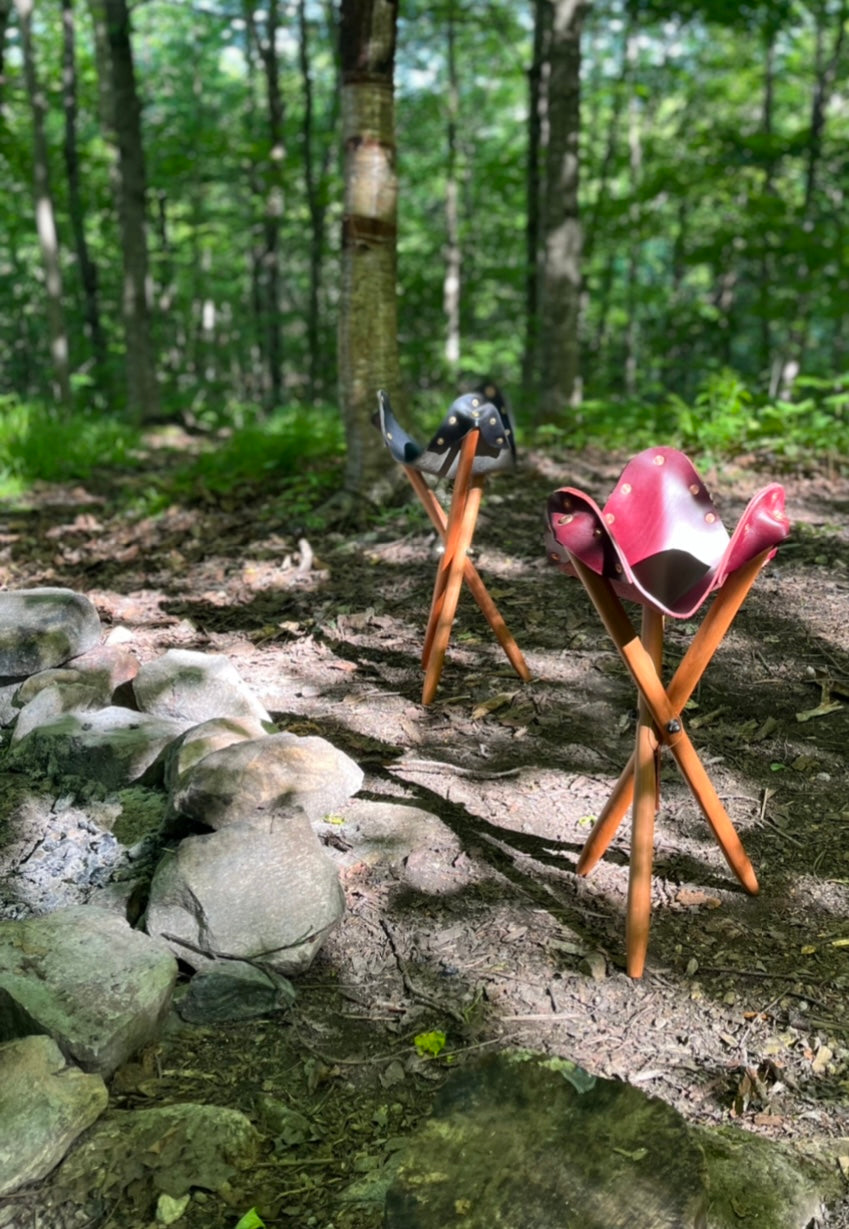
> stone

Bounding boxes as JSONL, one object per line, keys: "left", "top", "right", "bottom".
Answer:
{"left": 6, "top": 706, "right": 189, "bottom": 789}
{"left": 145, "top": 811, "right": 345, "bottom": 974}
{"left": 53, "top": 1103, "right": 261, "bottom": 1204}
{"left": 697, "top": 1123, "right": 829, "bottom": 1228}
{"left": 176, "top": 960, "right": 295, "bottom": 1024}
{"left": 163, "top": 715, "right": 269, "bottom": 793}
{"left": 385, "top": 1050, "right": 710, "bottom": 1228}
{"left": 0, "top": 1035, "right": 108, "bottom": 1196}
{"left": 0, "top": 589, "right": 101, "bottom": 678}
{"left": 14, "top": 644, "right": 138, "bottom": 709}
{"left": 133, "top": 649, "right": 272, "bottom": 727}
{"left": 0, "top": 905, "right": 178, "bottom": 1076}
{"left": 168, "top": 732, "right": 364, "bottom": 827}
{"left": 11, "top": 681, "right": 109, "bottom": 743}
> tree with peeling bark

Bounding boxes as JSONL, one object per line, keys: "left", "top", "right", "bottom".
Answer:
{"left": 14, "top": 0, "right": 73, "bottom": 409}
{"left": 536, "top": 0, "right": 586, "bottom": 423}
{"left": 338, "top": 0, "right": 403, "bottom": 504}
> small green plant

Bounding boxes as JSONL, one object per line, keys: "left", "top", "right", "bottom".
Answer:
{"left": 414, "top": 1029, "right": 447, "bottom": 1059}
{"left": 233, "top": 1209, "right": 266, "bottom": 1229}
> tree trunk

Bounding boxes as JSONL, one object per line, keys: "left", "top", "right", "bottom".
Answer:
{"left": 0, "top": 0, "right": 12, "bottom": 112}
{"left": 624, "top": 28, "right": 641, "bottom": 399}
{"left": 522, "top": 0, "right": 549, "bottom": 401}
{"left": 89, "top": 0, "right": 159, "bottom": 421}
{"left": 15, "top": 0, "right": 72, "bottom": 408}
{"left": 338, "top": 0, "right": 402, "bottom": 502}
{"left": 537, "top": 0, "right": 585, "bottom": 423}
{"left": 442, "top": 1, "right": 461, "bottom": 372}
{"left": 298, "top": 0, "right": 337, "bottom": 403}
{"left": 61, "top": 0, "right": 107, "bottom": 390}
{"left": 246, "top": 0, "right": 285, "bottom": 412}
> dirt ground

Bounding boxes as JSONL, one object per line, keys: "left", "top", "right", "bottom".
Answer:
{"left": 1, "top": 435, "right": 849, "bottom": 1228}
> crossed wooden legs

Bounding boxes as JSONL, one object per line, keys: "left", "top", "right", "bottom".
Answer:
{"left": 569, "top": 551, "right": 771, "bottom": 977}
{"left": 401, "top": 430, "right": 530, "bottom": 705}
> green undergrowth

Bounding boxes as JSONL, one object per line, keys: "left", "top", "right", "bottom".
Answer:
{"left": 533, "top": 368, "right": 849, "bottom": 463}
{"left": 0, "top": 398, "right": 344, "bottom": 522}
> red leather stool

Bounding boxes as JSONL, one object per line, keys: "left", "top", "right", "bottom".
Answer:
{"left": 546, "top": 447, "right": 790, "bottom": 977}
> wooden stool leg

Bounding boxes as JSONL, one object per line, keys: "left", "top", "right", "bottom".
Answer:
{"left": 577, "top": 551, "right": 773, "bottom": 875}
{"left": 422, "top": 476, "right": 484, "bottom": 705}
{"left": 404, "top": 467, "right": 530, "bottom": 682}
{"left": 421, "top": 430, "right": 479, "bottom": 672}
{"left": 626, "top": 607, "right": 663, "bottom": 978}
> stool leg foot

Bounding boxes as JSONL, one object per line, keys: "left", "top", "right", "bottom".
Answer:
{"left": 576, "top": 759, "right": 634, "bottom": 876}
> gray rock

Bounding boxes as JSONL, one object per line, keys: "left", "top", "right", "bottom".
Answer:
{"left": 6, "top": 706, "right": 188, "bottom": 788}
{"left": 386, "top": 1050, "right": 709, "bottom": 1228}
{"left": 163, "top": 715, "right": 269, "bottom": 793}
{"left": 0, "top": 905, "right": 177, "bottom": 1076}
{"left": 133, "top": 649, "right": 272, "bottom": 727}
{"left": 0, "top": 589, "right": 101, "bottom": 678}
{"left": 0, "top": 1035, "right": 107, "bottom": 1196}
{"left": 697, "top": 1123, "right": 829, "bottom": 1228}
{"left": 145, "top": 811, "right": 345, "bottom": 974}
{"left": 14, "top": 644, "right": 139, "bottom": 711}
{"left": 11, "top": 681, "right": 108, "bottom": 743}
{"left": 53, "top": 1103, "right": 261, "bottom": 1204}
{"left": 168, "top": 732, "right": 364, "bottom": 827}
{"left": 0, "top": 679, "right": 24, "bottom": 728}
{"left": 176, "top": 961, "right": 296, "bottom": 1023}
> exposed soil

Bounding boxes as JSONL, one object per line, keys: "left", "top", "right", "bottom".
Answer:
{"left": 2, "top": 436, "right": 849, "bottom": 1228}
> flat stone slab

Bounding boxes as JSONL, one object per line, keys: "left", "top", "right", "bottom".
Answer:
{"left": 0, "top": 906, "right": 177, "bottom": 1076}
{"left": 0, "top": 1035, "right": 108, "bottom": 1196}
{"left": 386, "top": 1050, "right": 709, "bottom": 1228}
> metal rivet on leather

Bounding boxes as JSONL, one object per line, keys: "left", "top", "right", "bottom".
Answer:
{"left": 437, "top": 437, "right": 444, "bottom": 446}
{"left": 615, "top": 563, "right": 623, "bottom": 573}
{"left": 593, "top": 528, "right": 602, "bottom": 538}
{"left": 471, "top": 398, "right": 480, "bottom": 407}
{"left": 705, "top": 512, "right": 716, "bottom": 524}
{"left": 449, "top": 416, "right": 457, "bottom": 425}
{"left": 496, "top": 437, "right": 504, "bottom": 445}
{"left": 550, "top": 552, "right": 560, "bottom": 561}
{"left": 689, "top": 483, "right": 700, "bottom": 495}
{"left": 621, "top": 483, "right": 632, "bottom": 495}
{"left": 558, "top": 514, "right": 574, "bottom": 525}
{"left": 489, "top": 417, "right": 497, "bottom": 425}
{"left": 654, "top": 455, "right": 665, "bottom": 466}
{"left": 605, "top": 513, "right": 615, "bottom": 524}
{"left": 386, "top": 432, "right": 393, "bottom": 440}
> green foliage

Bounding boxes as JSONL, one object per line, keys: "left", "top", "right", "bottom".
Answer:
{"left": 414, "top": 1029, "right": 448, "bottom": 1059}
{"left": 233, "top": 1210, "right": 266, "bottom": 1229}
{"left": 0, "top": 398, "right": 141, "bottom": 495}
{"left": 538, "top": 369, "right": 849, "bottom": 461}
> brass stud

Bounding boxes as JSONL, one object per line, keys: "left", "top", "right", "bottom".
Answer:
{"left": 654, "top": 454, "right": 665, "bottom": 466}
{"left": 436, "top": 437, "right": 445, "bottom": 446}
{"left": 558, "top": 514, "right": 574, "bottom": 525}
{"left": 605, "top": 513, "right": 615, "bottom": 525}
{"left": 496, "top": 436, "right": 504, "bottom": 445}
{"left": 593, "top": 528, "right": 602, "bottom": 538}
{"left": 449, "top": 416, "right": 457, "bottom": 425}
{"left": 471, "top": 397, "right": 480, "bottom": 407}
{"left": 549, "top": 552, "right": 560, "bottom": 561}
{"left": 689, "top": 483, "right": 700, "bottom": 495}
{"left": 489, "top": 417, "right": 497, "bottom": 425}
{"left": 615, "top": 563, "right": 623, "bottom": 573}
{"left": 386, "top": 432, "right": 393, "bottom": 440}
{"left": 705, "top": 512, "right": 716, "bottom": 524}
{"left": 621, "top": 483, "right": 632, "bottom": 495}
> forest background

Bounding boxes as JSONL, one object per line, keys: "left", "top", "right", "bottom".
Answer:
{"left": 1, "top": 0, "right": 848, "bottom": 514}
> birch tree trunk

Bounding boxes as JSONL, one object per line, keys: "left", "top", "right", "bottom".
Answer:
{"left": 15, "top": 0, "right": 72, "bottom": 408}
{"left": 338, "top": 0, "right": 402, "bottom": 502}
{"left": 442, "top": 1, "right": 461, "bottom": 372}
{"left": 246, "top": 0, "right": 284, "bottom": 411}
{"left": 537, "top": 0, "right": 585, "bottom": 423}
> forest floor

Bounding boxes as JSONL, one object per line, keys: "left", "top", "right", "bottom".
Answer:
{"left": 2, "top": 432, "right": 849, "bottom": 1228}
